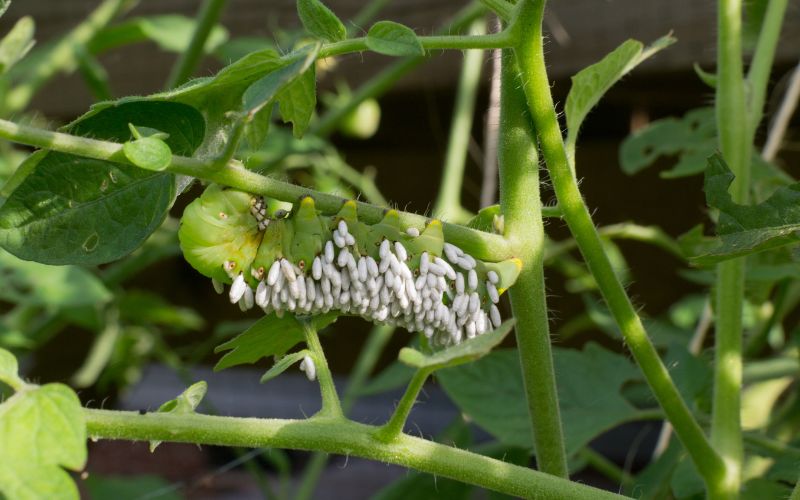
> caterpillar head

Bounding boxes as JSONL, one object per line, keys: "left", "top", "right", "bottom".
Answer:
{"left": 178, "top": 184, "right": 263, "bottom": 284}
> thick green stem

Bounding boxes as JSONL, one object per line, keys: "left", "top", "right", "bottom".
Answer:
{"left": 0, "top": 118, "right": 513, "bottom": 262}
{"left": 433, "top": 19, "right": 486, "bottom": 223}
{"left": 511, "top": 0, "right": 724, "bottom": 488}
{"left": 498, "top": 51, "right": 568, "bottom": 477}
{"left": 3, "top": 0, "right": 130, "bottom": 113}
{"left": 84, "top": 409, "right": 626, "bottom": 499}
{"left": 165, "top": 0, "right": 228, "bottom": 89}
{"left": 301, "top": 321, "right": 343, "bottom": 418}
{"left": 374, "top": 368, "right": 432, "bottom": 442}
{"left": 713, "top": 1, "right": 752, "bottom": 494}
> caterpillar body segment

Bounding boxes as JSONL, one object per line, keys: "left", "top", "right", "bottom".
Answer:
{"left": 179, "top": 184, "right": 521, "bottom": 345}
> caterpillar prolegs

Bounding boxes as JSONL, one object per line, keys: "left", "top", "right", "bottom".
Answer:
{"left": 178, "top": 184, "right": 521, "bottom": 346}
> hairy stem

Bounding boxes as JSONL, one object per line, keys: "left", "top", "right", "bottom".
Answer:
{"left": 295, "top": 324, "right": 394, "bottom": 500}
{"left": 0, "top": 118, "right": 513, "bottom": 261}
{"left": 84, "top": 409, "right": 626, "bottom": 499}
{"left": 713, "top": 0, "right": 752, "bottom": 494}
{"left": 374, "top": 368, "right": 432, "bottom": 442}
{"left": 165, "top": 0, "right": 229, "bottom": 89}
{"left": 318, "top": 30, "right": 514, "bottom": 60}
{"left": 301, "top": 321, "right": 343, "bottom": 418}
{"left": 433, "top": 18, "right": 486, "bottom": 223}
{"left": 498, "top": 51, "right": 568, "bottom": 477}
{"left": 511, "top": 0, "right": 724, "bottom": 488}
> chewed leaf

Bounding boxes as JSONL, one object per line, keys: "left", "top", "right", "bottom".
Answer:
{"left": 682, "top": 154, "right": 800, "bottom": 265}
{"left": 0, "top": 382, "right": 86, "bottom": 500}
{"left": 566, "top": 34, "right": 675, "bottom": 151}
{"left": 214, "top": 312, "right": 338, "bottom": 371}
{"left": 243, "top": 43, "right": 320, "bottom": 115}
{"left": 366, "top": 21, "right": 425, "bottom": 57}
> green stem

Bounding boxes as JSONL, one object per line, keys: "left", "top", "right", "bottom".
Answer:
{"left": 71, "top": 308, "right": 120, "bottom": 388}
{"left": 319, "top": 30, "right": 514, "bottom": 60}
{"left": 0, "top": 118, "right": 513, "bottom": 262}
{"left": 433, "top": 19, "right": 486, "bottom": 223}
{"left": 3, "top": 0, "right": 130, "bottom": 113}
{"left": 742, "top": 356, "right": 799, "bottom": 383}
{"left": 713, "top": 0, "right": 751, "bottom": 494}
{"left": 745, "top": 0, "right": 789, "bottom": 135}
{"left": 544, "top": 222, "right": 682, "bottom": 262}
{"left": 374, "top": 368, "right": 432, "bottom": 442}
{"left": 294, "top": 324, "right": 394, "bottom": 500}
{"left": 577, "top": 448, "right": 633, "bottom": 488}
{"left": 301, "top": 320, "right": 342, "bottom": 418}
{"left": 512, "top": 0, "right": 724, "bottom": 488}
{"left": 311, "top": 3, "right": 487, "bottom": 137}
{"left": 498, "top": 50, "right": 568, "bottom": 477}
{"left": 84, "top": 409, "right": 626, "bottom": 500}
{"left": 165, "top": 0, "right": 229, "bottom": 89}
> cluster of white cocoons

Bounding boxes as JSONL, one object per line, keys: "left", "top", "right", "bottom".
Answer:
{"left": 225, "top": 220, "right": 503, "bottom": 346}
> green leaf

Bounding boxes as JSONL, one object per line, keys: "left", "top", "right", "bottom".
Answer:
{"left": 623, "top": 438, "right": 682, "bottom": 498}
{"left": 0, "top": 101, "right": 204, "bottom": 265}
{"left": 0, "top": 248, "right": 112, "bottom": 307}
{"left": 400, "top": 319, "right": 514, "bottom": 371}
{"left": 89, "top": 15, "right": 228, "bottom": 55}
{"left": 277, "top": 65, "right": 317, "bottom": 138}
{"left": 0, "top": 347, "right": 21, "bottom": 388}
{"left": 692, "top": 62, "right": 717, "bottom": 88}
{"left": 0, "top": 0, "right": 9, "bottom": 18}
{"left": 85, "top": 474, "right": 182, "bottom": 500}
{"left": 439, "top": 344, "right": 644, "bottom": 455}
{"left": 243, "top": 44, "right": 320, "bottom": 115}
{"left": 296, "top": 0, "right": 346, "bottom": 42}
{"left": 683, "top": 154, "right": 800, "bottom": 265}
{"left": 0, "top": 16, "right": 35, "bottom": 75}
{"left": 0, "top": 383, "right": 86, "bottom": 500}
{"left": 466, "top": 204, "right": 502, "bottom": 234}
{"left": 150, "top": 381, "right": 207, "bottom": 451}
{"left": 123, "top": 137, "right": 173, "bottom": 172}
{"left": 566, "top": 35, "right": 675, "bottom": 150}
{"left": 260, "top": 350, "right": 310, "bottom": 383}
{"left": 620, "top": 107, "right": 715, "bottom": 177}
{"left": 366, "top": 21, "right": 425, "bottom": 57}
{"left": 214, "top": 312, "right": 338, "bottom": 371}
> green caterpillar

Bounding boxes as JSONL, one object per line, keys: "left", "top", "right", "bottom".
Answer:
{"left": 179, "top": 184, "right": 521, "bottom": 345}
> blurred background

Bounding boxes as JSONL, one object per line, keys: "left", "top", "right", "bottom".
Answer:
{"left": 1, "top": 0, "right": 799, "bottom": 498}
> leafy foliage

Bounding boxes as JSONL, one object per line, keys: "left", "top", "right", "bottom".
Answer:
{"left": 366, "top": 21, "right": 425, "bottom": 57}
{"left": 0, "top": 349, "right": 86, "bottom": 500}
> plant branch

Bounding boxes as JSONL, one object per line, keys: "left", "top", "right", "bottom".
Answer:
{"left": 3, "top": 0, "right": 130, "bottom": 114}
{"left": 745, "top": 0, "right": 789, "bottom": 136}
{"left": 374, "top": 368, "right": 432, "bottom": 442}
{"left": 301, "top": 320, "right": 342, "bottom": 418}
{"left": 83, "top": 409, "right": 627, "bottom": 499}
{"left": 0, "top": 118, "right": 514, "bottom": 261}
{"left": 311, "top": 2, "right": 488, "bottom": 137}
{"left": 433, "top": 18, "right": 487, "bottom": 223}
{"left": 318, "top": 30, "right": 514, "bottom": 60}
{"left": 498, "top": 50, "right": 568, "bottom": 477}
{"left": 165, "top": 0, "right": 229, "bottom": 89}
{"left": 511, "top": 0, "right": 724, "bottom": 488}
